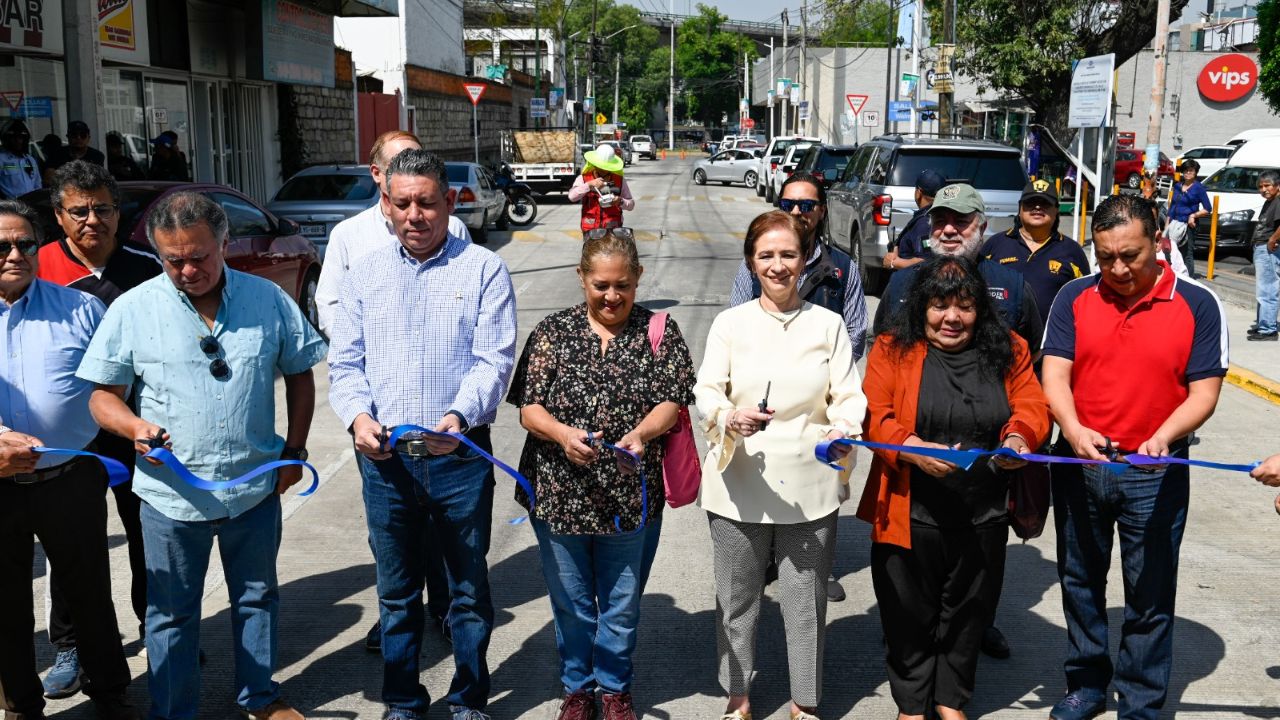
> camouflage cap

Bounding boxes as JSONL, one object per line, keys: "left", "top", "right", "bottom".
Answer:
{"left": 929, "top": 182, "right": 985, "bottom": 215}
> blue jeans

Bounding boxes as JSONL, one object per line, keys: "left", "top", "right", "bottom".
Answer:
{"left": 1254, "top": 242, "right": 1280, "bottom": 334}
{"left": 1052, "top": 456, "right": 1189, "bottom": 720}
{"left": 139, "top": 494, "right": 282, "bottom": 720}
{"left": 532, "top": 517, "right": 661, "bottom": 695}
{"left": 359, "top": 442, "right": 495, "bottom": 713}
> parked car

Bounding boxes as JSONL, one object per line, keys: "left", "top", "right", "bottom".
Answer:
{"left": 445, "top": 161, "right": 508, "bottom": 243}
{"left": 692, "top": 148, "right": 760, "bottom": 187}
{"left": 792, "top": 144, "right": 858, "bottom": 190}
{"left": 826, "top": 135, "right": 1027, "bottom": 295}
{"left": 267, "top": 165, "right": 380, "bottom": 261}
{"left": 769, "top": 143, "right": 815, "bottom": 204}
{"left": 1193, "top": 136, "right": 1280, "bottom": 255}
{"left": 1114, "top": 149, "right": 1174, "bottom": 189}
{"left": 630, "top": 134, "right": 656, "bottom": 160}
{"left": 1227, "top": 128, "right": 1280, "bottom": 146}
{"left": 21, "top": 182, "right": 322, "bottom": 327}
{"left": 755, "top": 134, "right": 821, "bottom": 201}
{"left": 1174, "top": 145, "right": 1235, "bottom": 180}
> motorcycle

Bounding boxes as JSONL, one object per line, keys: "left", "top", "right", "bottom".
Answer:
{"left": 493, "top": 163, "right": 538, "bottom": 227}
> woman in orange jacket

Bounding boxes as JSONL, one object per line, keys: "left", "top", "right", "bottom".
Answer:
{"left": 857, "top": 254, "right": 1050, "bottom": 720}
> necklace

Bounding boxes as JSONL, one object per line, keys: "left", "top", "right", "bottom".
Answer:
{"left": 760, "top": 302, "right": 802, "bottom": 328}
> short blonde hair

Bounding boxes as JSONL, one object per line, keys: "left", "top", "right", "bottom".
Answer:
{"left": 370, "top": 130, "right": 420, "bottom": 167}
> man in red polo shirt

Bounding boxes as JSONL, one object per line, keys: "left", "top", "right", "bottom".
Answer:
{"left": 1040, "top": 194, "right": 1226, "bottom": 720}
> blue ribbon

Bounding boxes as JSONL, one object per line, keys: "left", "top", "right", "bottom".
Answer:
{"left": 814, "top": 438, "right": 1261, "bottom": 474}
{"left": 143, "top": 447, "right": 320, "bottom": 496}
{"left": 385, "top": 425, "right": 537, "bottom": 523}
{"left": 32, "top": 447, "right": 130, "bottom": 487}
{"left": 587, "top": 432, "right": 648, "bottom": 536}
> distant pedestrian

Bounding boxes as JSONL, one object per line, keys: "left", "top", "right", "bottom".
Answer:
{"left": 1165, "top": 159, "right": 1212, "bottom": 277}
{"left": 884, "top": 169, "right": 944, "bottom": 271}
{"left": 695, "top": 210, "right": 866, "bottom": 720}
{"left": 0, "top": 120, "right": 41, "bottom": 199}
{"left": 1139, "top": 174, "right": 1188, "bottom": 275}
{"left": 1041, "top": 194, "right": 1226, "bottom": 720}
{"left": 1249, "top": 170, "right": 1280, "bottom": 341}
{"left": 570, "top": 144, "right": 633, "bottom": 235}
{"left": 105, "top": 132, "right": 145, "bottom": 181}
{"left": 146, "top": 133, "right": 189, "bottom": 182}
{"left": 507, "top": 228, "right": 695, "bottom": 720}
{"left": 43, "top": 120, "right": 106, "bottom": 182}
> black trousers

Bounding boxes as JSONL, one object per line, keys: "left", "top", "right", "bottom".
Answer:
{"left": 871, "top": 522, "right": 1008, "bottom": 714}
{"left": 0, "top": 460, "right": 131, "bottom": 714}
{"left": 49, "top": 430, "right": 146, "bottom": 649}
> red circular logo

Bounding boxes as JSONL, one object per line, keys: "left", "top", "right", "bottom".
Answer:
{"left": 1197, "top": 53, "right": 1258, "bottom": 103}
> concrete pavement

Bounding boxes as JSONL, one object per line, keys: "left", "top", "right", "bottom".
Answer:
{"left": 30, "top": 156, "right": 1280, "bottom": 719}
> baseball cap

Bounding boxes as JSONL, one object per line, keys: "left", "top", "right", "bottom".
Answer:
{"left": 1, "top": 119, "right": 31, "bottom": 138}
{"left": 915, "top": 169, "right": 946, "bottom": 197}
{"left": 929, "top": 182, "right": 985, "bottom": 215}
{"left": 150, "top": 134, "right": 174, "bottom": 148}
{"left": 1020, "top": 178, "right": 1058, "bottom": 206}
{"left": 67, "top": 120, "right": 90, "bottom": 136}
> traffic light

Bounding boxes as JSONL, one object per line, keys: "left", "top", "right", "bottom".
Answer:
{"left": 590, "top": 36, "right": 604, "bottom": 66}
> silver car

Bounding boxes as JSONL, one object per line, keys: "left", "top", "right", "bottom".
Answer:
{"left": 693, "top": 148, "right": 762, "bottom": 187}
{"left": 266, "top": 164, "right": 380, "bottom": 260}
{"left": 445, "top": 161, "right": 508, "bottom": 244}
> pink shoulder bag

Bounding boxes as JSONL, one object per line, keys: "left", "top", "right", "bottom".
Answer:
{"left": 647, "top": 312, "right": 701, "bottom": 508}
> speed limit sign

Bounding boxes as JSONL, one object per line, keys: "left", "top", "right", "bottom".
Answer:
{"left": 861, "top": 110, "right": 880, "bottom": 127}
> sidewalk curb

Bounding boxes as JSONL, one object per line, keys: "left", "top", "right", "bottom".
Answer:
{"left": 1226, "top": 364, "right": 1280, "bottom": 405}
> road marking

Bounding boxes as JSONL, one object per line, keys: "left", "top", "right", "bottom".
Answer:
{"left": 1226, "top": 364, "right": 1280, "bottom": 405}
{"left": 512, "top": 231, "right": 542, "bottom": 242}
{"left": 514, "top": 280, "right": 532, "bottom": 296}
{"left": 635, "top": 230, "right": 660, "bottom": 242}
{"left": 675, "top": 231, "right": 707, "bottom": 241}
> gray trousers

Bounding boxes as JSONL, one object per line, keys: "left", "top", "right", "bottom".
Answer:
{"left": 708, "top": 511, "right": 837, "bottom": 706}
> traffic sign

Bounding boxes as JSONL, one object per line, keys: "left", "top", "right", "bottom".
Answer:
{"left": 530, "top": 97, "right": 548, "bottom": 118}
{"left": 0, "top": 91, "right": 23, "bottom": 113}
{"left": 742, "top": 118, "right": 756, "bottom": 130}
{"left": 595, "top": 112, "right": 607, "bottom": 125}
{"left": 846, "top": 94, "right": 868, "bottom": 115}
{"left": 1067, "top": 53, "right": 1114, "bottom": 128}
{"left": 861, "top": 110, "right": 880, "bottom": 127}
{"left": 463, "top": 83, "right": 486, "bottom": 106}
{"left": 888, "top": 101, "right": 912, "bottom": 122}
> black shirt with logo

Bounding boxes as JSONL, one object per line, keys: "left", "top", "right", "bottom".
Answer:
{"left": 981, "top": 228, "right": 1089, "bottom": 326}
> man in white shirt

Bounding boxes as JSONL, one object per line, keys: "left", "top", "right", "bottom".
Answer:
{"left": 315, "top": 131, "right": 471, "bottom": 336}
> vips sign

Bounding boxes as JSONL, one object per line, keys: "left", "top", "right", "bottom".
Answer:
{"left": 1197, "top": 54, "right": 1258, "bottom": 103}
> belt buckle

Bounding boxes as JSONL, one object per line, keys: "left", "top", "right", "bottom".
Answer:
{"left": 403, "top": 439, "right": 430, "bottom": 457}
{"left": 11, "top": 472, "right": 41, "bottom": 485}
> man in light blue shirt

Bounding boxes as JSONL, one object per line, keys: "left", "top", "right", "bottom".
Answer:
{"left": 77, "top": 191, "right": 326, "bottom": 720}
{"left": 0, "top": 199, "right": 139, "bottom": 720}
{"left": 329, "top": 149, "right": 517, "bottom": 720}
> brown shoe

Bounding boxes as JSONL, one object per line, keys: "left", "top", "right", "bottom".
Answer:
{"left": 240, "top": 700, "right": 304, "bottom": 720}
{"left": 601, "top": 692, "right": 637, "bottom": 720}
{"left": 557, "top": 691, "right": 597, "bottom": 720}
{"left": 5, "top": 712, "right": 47, "bottom": 720}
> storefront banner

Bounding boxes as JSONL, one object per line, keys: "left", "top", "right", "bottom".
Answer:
{"left": 262, "top": 0, "right": 336, "bottom": 88}
{"left": 0, "top": 0, "right": 64, "bottom": 55}
{"left": 99, "top": 0, "right": 151, "bottom": 66}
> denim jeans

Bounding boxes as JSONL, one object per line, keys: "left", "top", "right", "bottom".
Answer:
{"left": 532, "top": 517, "right": 661, "bottom": 695}
{"left": 139, "top": 494, "right": 282, "bottom": 720}
{"left": 1052, "top": 455, "right": 1189, "bottom": 720}
{"left": 1254, "top": 242, "right": 1280, "bottom": 334}
{"left": 359, "top": 438, "right": 496, "bottom": 713}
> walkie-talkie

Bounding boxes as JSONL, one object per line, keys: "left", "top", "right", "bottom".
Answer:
{"left": 757, "top": 381, "right": 772, "bottom": 431}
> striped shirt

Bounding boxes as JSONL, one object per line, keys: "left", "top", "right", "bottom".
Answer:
{"left": 327, "top": 233, "right": 517, "bottom": 430}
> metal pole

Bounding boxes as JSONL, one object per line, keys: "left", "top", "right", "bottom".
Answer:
{"left": 909, "top": 4, "right": 921, "bottom": 134}
{"left": 534, "top": 0, "right": 542, "bottom": 129}
{"left": 768, "top": 37, "right": 774, "bottom": 141}
{"left": 884, "top": 1, "right": 894, "bottom": 126}
{"left": 800, "top": 1, "right": 807, "bottom": 135}
{"left": 473, "top": 103, "right": 479, "bottom": 164}
{"left": 781, "top": 9, "right": 789, "bottom": 136}
{"left": 668, "top": 9, "right": 675, "bottom": 150}
{"left": 613, "top": 54, "right": 620, "bottom": 125}
{"left": 939, "top": 0, "right": 955, "bottom": 136}
{"left": 1145, "top": 0, "right": 1172, "bottom": 175}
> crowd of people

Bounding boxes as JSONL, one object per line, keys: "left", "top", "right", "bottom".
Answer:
{"left": 0, "top": 129, "right": 1277, "bottom": 720}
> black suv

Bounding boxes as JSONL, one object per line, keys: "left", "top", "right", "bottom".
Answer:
{"left": 792, "top": 144, "right": 858, "bottom": 190}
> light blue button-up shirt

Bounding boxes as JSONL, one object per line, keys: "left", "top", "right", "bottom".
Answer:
{"left": 77, "top": 268, "right": 327, "bottom": 521}
{"left": 328, "top": 233, "right": 517, "bottom": 431}
{"left": 0, "top": 279, "right": 105, "bottom": 469}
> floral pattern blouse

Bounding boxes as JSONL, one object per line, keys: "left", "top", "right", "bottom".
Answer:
{"left": 506, "top": 303, "right": 696, "bottom": 535}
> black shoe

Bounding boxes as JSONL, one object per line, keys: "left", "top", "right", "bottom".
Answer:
{"left": 826, "top": 575, "right": 846, "bottom": 602}
{"left": 91, "top": 691, "right": 142, "bottom": 720}
{"left": 366, "top": 620, "right": 382, "bottom": 653}
{"left": 980, "top": 625, "right": 1011, "bottom": 659}
{"left": 1248, "top": 331, "right": 1278, "bottom": 341}
{"left": 1049, "top": 690, "right": 1106, "bottom": 720}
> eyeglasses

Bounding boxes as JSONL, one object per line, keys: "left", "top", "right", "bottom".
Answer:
{"left": 584, "top": 226, "right": 635, "bottom": 242}
{"left": 1020, "top": 199, "right": 1054, "bottom": 211}
{"left": 199, "top": 335, "right": 230, "bottom": 380}
{"left": 0, "top": 239, "right": 38, "bottom": 257}
{"left": 67, "top": 132, "right": 88, "bottom": 139}
{"left": 57, "top": 204, "right": 117, "bottom": 222}
{"left": 778, "top": 198, "right": 820, "bottom": 213}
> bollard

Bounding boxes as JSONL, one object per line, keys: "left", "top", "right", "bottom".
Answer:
{"left": 660, "top": 148, "right": 666, "bottom": 160}
{"left": 1056, "top": 177, "right": 1061, "bottom": 196}
{"left": 1207, "top": 195, "right": 1221, "bottom": 280}
{"left": 1077, "top": 180, "right": 1089, "bottom": 246}
{"left": 680, "top": 149, "right": 686, "bottom": 160}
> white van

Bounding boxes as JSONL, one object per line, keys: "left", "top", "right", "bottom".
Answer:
{"left": 1226, "top": 129, "right": 1280, "bottom": 147}
{"left": 1194, "top": 136, "right": 1280, "bottom": 253}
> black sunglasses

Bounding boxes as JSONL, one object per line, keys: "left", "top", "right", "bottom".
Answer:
{"left": 778, "top": 198, "right": 820, "bottom": 213}
{"left": 199, "top": 335, "right": 230, "bottom": 380}
{"left": 0, "top": 239, "right": 38, "bottom": 257}
{"left": 584, "top": 226, "right": 635, "bottom": 242}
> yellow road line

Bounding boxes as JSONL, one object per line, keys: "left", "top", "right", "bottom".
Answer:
{"left": 1226, "top": 364, "right": 1280, "bottom": 405}
{"left": 675, "top": 231, "right": 707, "bottom": 241}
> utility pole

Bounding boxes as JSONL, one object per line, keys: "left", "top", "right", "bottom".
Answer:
{"left": 768, "top": 36, "right": 775, "bottom": 140}
{"left": 800, "top": 1, "right": 807, "bottom": 135}
{"left": 613, "top": 53, "right": 620, "bottom": 125}
{"left": 743, "top": 51, "right": 750, "bottom": 130}
{"left": 1145, "top": 0, "right": 1172, "bottom": 175}
{"left": 534, "top": 0, "right": 542, "bottom": 129}
{"left": 781, "top": 9, "right": 789, "bottom": 136}
{"left": 938, "top": 0, "right": 955, "bottom": 136}
{"left": 909, "top": 3, "right": 922, "bottom": 134}
{"left": 587, "top": 0, "right": 599, "bottom": 147}
{"left": 668, "top": 2, "right": 676, "bottom": 150}
{"left": 884, "top": 1, "right": 895, "bottom": 127}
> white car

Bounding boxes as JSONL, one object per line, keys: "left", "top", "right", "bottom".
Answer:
{"left": 692, "top": 148, "right": 760, "bottom": 187}
{"left": 1192, "top": 137, "right": 1280, "bottom": 254}
{"left": 756, "top": 135, "right": 820, "bottom": 202}
{"left": 769, "top": 143, "right": 815, "bottom": 204}
{"left": 1175, "top": 145, "right": 1234, "bottom": 179}
{"left": 630, "top": 134, "right": 655, "bottom": 160}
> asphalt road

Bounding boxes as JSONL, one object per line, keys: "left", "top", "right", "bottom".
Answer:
{"left": 32, "top": 156, "right": 1280, "bottom": 719}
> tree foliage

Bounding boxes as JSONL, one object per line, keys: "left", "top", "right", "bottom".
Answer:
{"left": 674, "top": 4, "right": 758, "bottom": 126}
{"left": 927, "top": 0, "right": 1190, "bottom": 136}
{"left": 820, "top": 0, "right": 899, "bottom": 46}
{"left": 1259, "top": 0, "right": 1280, "bottom": 115}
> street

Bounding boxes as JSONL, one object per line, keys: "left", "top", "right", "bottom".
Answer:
{"left": 33, "top": 156, "right": 1280, "bottom": 719}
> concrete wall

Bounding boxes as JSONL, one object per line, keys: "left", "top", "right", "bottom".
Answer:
{"left": 406, "top": 65, "right": 513, "bottom": 164}
{"left": 288, "top": 49, "right": 357, "bottom": 168}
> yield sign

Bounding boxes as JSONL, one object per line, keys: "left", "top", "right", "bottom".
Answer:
{"left": 0, "top": 91, "right": 23, "bottom": 113}
{"left": 463, "top": 83, "right": 486, "bottom": 106}
{"left": 846, "top": 93, "right": 868, "bottom": 115}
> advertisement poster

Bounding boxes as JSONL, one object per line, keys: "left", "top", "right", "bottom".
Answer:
{"left": 262, "top": 0, "right": 336, "bottom": 87}
{"left": 0, "top": 0, "right": 64, "bottom": 55}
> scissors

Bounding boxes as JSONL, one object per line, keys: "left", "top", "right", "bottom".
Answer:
{"left": 146, "top": 428, "right": 168, "bottom": 451}
{"left": 758, "top": 381, "right": 772, "bottom": 431}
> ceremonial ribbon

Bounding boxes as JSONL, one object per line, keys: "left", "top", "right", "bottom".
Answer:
{"left": 32, "top": 447, "right": 130, "bottom": 487}
{"left": 143, "top": 447, "right": 320, "bottom": 496}
{"left": 814, "top": 438, "right": 1262, "bottom": 474}
{"left": 586, "top": 432, "right": 648, "bottom": 536}
{"left": 385, "top": 425, "right": 537, "bottom": 523}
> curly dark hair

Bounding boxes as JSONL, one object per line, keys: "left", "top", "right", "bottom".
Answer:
{"left": 881, "top": 254, "right": 1014, "bottom": 380}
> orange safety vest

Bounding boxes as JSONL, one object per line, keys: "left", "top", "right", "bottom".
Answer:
{"left": 580, "top": 169, "right": 625, "bottom": 232}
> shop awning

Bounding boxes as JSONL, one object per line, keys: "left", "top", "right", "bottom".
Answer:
{"left": 294, "top": 0, "right": 398, "bottom": 17}
{"left": 961, "top": 99, "right": 1033, "bottom": 114}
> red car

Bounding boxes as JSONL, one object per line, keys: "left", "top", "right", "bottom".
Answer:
{"left": 1114, "top": 149, "right": 1174, "bottom": 189}
{"left": 23, "top": 182, "right": 322, "bottom": 328}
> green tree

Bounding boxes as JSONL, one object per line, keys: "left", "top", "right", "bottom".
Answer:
{"left": 820, "top": 0, "right": 899, "bottom": 46}
{"left": 1259, "top": 0, "right": 1280, "bottom": 114}
{"left": 927, "top": 0, "right": 1190, "bottom": 136}
{"left": 675, "top": 4, "right": 757, "bottom": 127}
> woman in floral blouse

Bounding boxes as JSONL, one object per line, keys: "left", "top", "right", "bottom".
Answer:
{"left": 506, "top": 227, "right": 695, "bottom": 720}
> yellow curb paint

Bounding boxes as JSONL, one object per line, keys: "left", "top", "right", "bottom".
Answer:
{"left": 675, "top": 231, "right": 707, "bottom": 241}
{"left": 511, "top": 231, "right": 541, "bottom": 242}
{"left": 1226, "top": 365, "right": 1280, "bottom": 405}
{"left": 634, "top": 230, "right": 659, "bottom": 242}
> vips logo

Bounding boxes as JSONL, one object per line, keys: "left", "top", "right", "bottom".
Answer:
{"left": 1197, "top": 54, "right": 1258, "bottom": 103}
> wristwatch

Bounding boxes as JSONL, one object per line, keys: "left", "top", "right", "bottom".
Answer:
{"left": 281, "top": 446, "right": 308, "bottom": 462}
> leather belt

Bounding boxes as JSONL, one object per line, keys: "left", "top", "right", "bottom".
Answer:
{"left": 394, "top": 425, "right": 490, "bottom": 458}
{"left": 1, "top": 456, "right": 84, "bottom": 485}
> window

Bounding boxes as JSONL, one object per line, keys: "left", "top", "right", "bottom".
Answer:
{"left": 210, "top": 192, "right": 272, "bottom": 236}
{"left": 1202, "top": 166, "right": 1267, "bottom": 193}
{"left": 446, "top": 164, "right": 471, "bottom": 184}
{"left": 866, "top": 149, "right": 889, "bottom": 183}
{"left": 888, "top": 150, "right": 1026, "bottom": 191}
{"left": 274, "top": 174, "right": 377, "bottom": 202}
{"left": 842, "top": 146, "right": 874, "bottom": 182}
{"left": 1183, "top": 149, "right": 1204, "bottom": 159}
